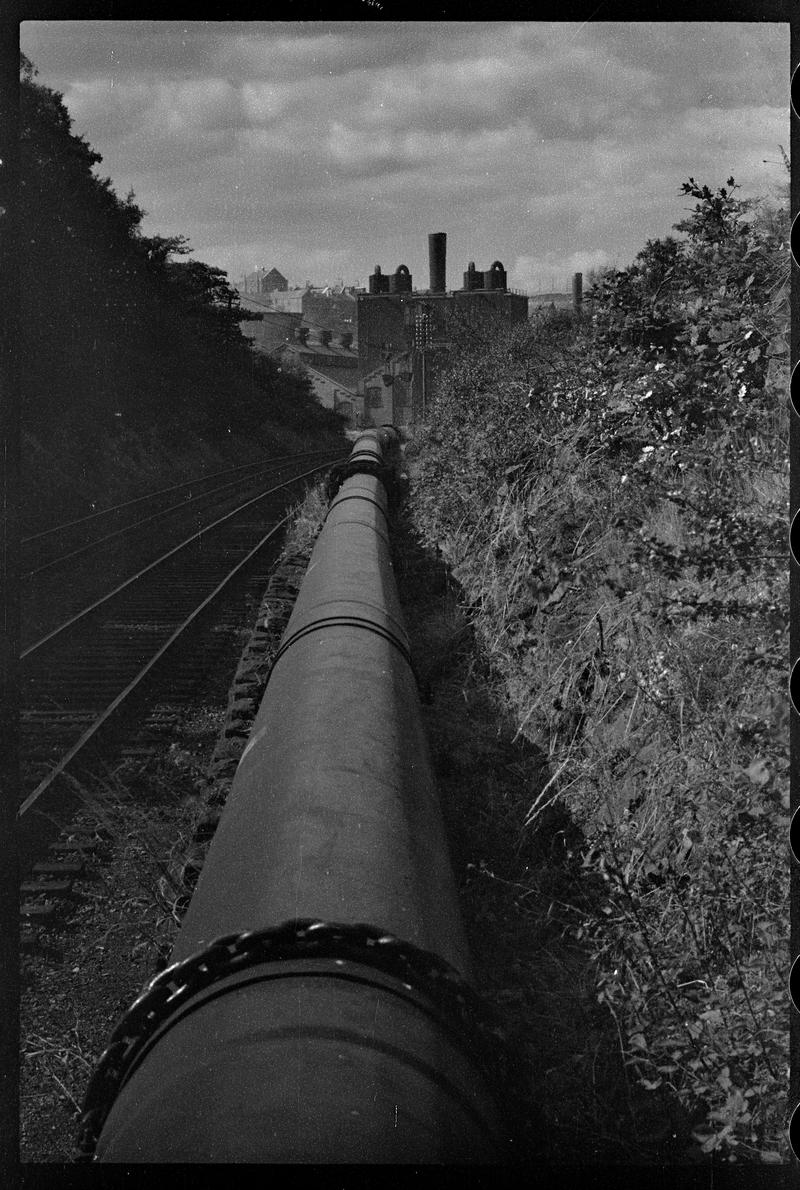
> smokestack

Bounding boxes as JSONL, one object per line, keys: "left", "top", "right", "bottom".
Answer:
{"left": 428, "top": 232, "right": 446, "bottom": 293}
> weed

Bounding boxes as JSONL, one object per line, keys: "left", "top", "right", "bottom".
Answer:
{"left": 408, "top": 176, "right": 788, "bottom": 1161}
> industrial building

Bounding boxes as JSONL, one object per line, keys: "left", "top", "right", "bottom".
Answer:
{"left": 356, "top": 232, "right": 529, "bottom": 425}
{"left": 239, "top": 272, "right": 357, "bottom": 337}
{"left": 236, "top": 280, "right": 359, "bottom": 424}
{"left": 236, "top": 233, "right": 530, "bottom": 428}
{"left": 272, "top": 326, "right": 359, "bottom": 423}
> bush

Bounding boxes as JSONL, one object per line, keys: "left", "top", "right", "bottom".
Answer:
{"left": 19, "top": 50, "right": 346, "bottom": 516}
{"left": 410, "top": 172, "right": 788, "bottom": 1161}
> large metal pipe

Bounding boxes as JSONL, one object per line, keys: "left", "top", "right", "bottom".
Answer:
{"left": 81, "top": 427, "right": 514, "bottom": 1163}
{"left": 428, "top": 231, "right": 447, "bottom": 293}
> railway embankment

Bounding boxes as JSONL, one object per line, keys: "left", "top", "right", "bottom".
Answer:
{"left": 21, "top": 420, "right": 346, "bottom": 541}
{"left": 397, "top": 173, "right": 789, "bottom": 1165}
{"left": 19, "top": 466, "right": 630, "bottom": 1163}
{"left": 20, "top": 402, "right": 786, "bottom": 1162}
{"left": 401, "top": 252, "right": 788, "bottom": 1169}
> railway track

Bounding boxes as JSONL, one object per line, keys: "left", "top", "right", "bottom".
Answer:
{"left": 18, "top": 452, "right": 345, "bottom": 928}
{"left": 21, "top": 448, "right": 338, "bottom": 641}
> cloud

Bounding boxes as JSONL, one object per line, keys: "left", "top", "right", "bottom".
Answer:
{"left": 65, "top": 77, "right": 243, "bottom": 139}
{"left": 587, "top": 22, "right": 788, "bottom": 110}
{"left": 512, "top": 248, "right": 615, "bottom": 293}
{"left": 22, "top": 20, "right": 233, "bottom": 80}
{"left": 20, "top": 20, "right": 789, "bottom": 288}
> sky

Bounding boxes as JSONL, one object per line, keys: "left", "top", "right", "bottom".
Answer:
{"left": 20, "top": 20, "right": 789, "bottom": 294}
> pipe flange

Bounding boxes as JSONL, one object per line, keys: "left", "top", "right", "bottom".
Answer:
{"left": 77, "top": 918, "right": 534, "bottom": 1161}
{"left": 325, "top": 457, "right": 398, "bottom": 504}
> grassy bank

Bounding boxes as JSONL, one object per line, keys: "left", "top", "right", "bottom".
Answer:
{"left": 19, "top": 440, "right": 787, "bottom": 1161}
{"left": 405, "top": 178, "right": 789, "bottom": 1162}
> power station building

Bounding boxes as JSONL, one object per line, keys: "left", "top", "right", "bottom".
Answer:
{"left": 356, "top": 232, "right": 529, "bottom": 426}
{"left": 237, "top": 233, "right": 529, "bottom": 428}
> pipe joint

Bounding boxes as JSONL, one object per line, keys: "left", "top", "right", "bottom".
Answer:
{"left": 325, "top": 456, "right": 401, "bottom": 508}
{"left": 325, "top": 426, "right": 403, "bottom": 507}
{"left": 80, "top": 919, "right": 525, "bottom": 1163}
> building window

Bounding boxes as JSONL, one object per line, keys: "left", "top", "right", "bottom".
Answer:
{"left": 414, "top": 311, "right": 432, "bottom": 349}
{"left": 366, "top": 387, "right": 382, "bottom": 409}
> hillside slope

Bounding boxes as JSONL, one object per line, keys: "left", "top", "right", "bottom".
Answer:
{"left": 19, "top": 53, "right": 346, "bottom": 533}
{"left": 409, "top": 175, "right": 789, "bottom": 1163}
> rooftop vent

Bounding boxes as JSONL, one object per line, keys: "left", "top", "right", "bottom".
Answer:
{"left": 389, "top": 264, "right": 413, "bottom": 294}
{"left": 368, "top": 265, "right": 390, "bottom": 295}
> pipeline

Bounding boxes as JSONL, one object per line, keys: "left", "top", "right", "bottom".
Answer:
{"left": 79, "top": 426, "right": 519, "bottom": 1163}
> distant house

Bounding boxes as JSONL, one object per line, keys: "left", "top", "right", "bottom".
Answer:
{"left": 241, "top": 266, "right": 288, "bottom": 295}
{"left": 238, "top": 272, "right": 358, "bottom": 335}
{"left": 261, "top": 267, "right": 287, "bottom": 292}
{"left": 264, "top": 287, "right": 306, "bottom": 314}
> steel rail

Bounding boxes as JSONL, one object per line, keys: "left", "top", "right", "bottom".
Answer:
{"left": 22, "top": 458, "right": 345, "bottom": 660}
{"left": 21, "top": 446, "right": 340, "bottom": 545}
{"left": 18, "top": 512, "right": 292, "bottom": 820}
{"left": 23, "top": 449, "right": 343, "bottom": 579}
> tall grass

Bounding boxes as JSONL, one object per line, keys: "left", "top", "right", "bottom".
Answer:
{"left": 408, "top": 180, "right": 788, "bottom": 1159}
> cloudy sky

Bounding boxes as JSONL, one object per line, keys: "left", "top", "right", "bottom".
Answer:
{"left": 20, "top": 20, "right": 789, "bottom": 293}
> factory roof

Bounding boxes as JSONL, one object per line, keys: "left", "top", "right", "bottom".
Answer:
{"left": 274, "top": 338, "right": 360, "bottom": 384}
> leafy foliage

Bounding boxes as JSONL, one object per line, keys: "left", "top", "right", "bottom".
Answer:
{"left": 19, "top": 53, "right": 343, "bottom": 475}
{"left": 410, "top": 172, "right": 788, "bottom": 1161}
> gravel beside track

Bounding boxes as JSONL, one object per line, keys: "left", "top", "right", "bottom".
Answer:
{"left": 174, "top": 543, "right": 318, "bottom": 914}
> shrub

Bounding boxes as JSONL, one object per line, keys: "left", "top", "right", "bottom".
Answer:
{"left": 410, "top": 173, "right": 788, "bottom": 1161}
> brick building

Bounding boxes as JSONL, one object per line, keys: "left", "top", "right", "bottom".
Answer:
{"left": 236, "top": 237, "right": 529, "bottom": 428}
{"left": 356, "top": 233, "right": 529, "bottom": 425}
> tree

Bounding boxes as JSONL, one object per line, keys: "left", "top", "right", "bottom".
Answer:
{"left": 20, "top": 53, "right": 342, "bottom": 450}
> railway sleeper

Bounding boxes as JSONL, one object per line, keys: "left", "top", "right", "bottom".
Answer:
{"left": 20, "top": 901, "right": 66, "bottom": 923}
{"left": 20, "top": 924, "right": 63, "bottom": 958}
{"left": 33, "top": 860, "right": 85, "bottom": 877}
{"left": 66, "top": 825, "right": 111, "bottom": 841}
{"left": 21, "top": 879, "right": 75, "bottom": 897}
{"left": 49, "top": 839, "right": 102, "bottom": 857}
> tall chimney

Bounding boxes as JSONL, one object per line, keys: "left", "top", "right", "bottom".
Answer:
{"left": 428, "top": 232, "right": 446, "bottom": 294}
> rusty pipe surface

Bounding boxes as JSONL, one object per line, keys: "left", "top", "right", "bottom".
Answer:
{"left": 88, "top": 428, "right": 513, "bottom": 1163}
